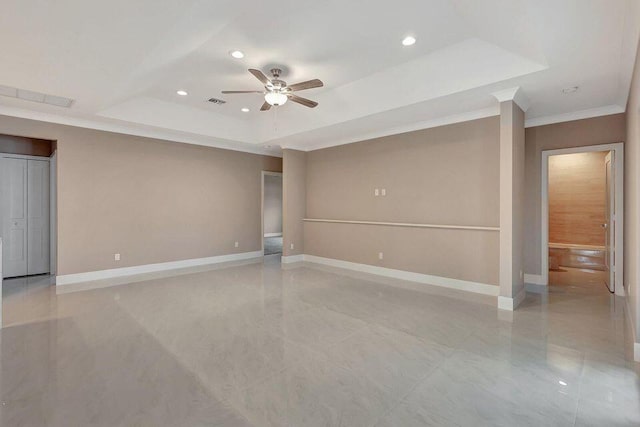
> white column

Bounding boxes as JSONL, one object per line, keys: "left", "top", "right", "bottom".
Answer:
{"left": 493, "top": 88, "right": 528, "bottom": 310}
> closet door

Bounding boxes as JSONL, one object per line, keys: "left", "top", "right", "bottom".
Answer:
{"left": 27, "top": 159, "right": 50, "bottom": 275}
{"left": 1, "top": 157, "right": 28, "bottom": 277}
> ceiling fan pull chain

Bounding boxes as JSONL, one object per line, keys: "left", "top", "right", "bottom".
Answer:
{"left": 274, "top": 105, "right": 279, "bottom": 134}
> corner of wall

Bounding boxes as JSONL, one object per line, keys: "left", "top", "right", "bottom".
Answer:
{"left": 282, "top": 149, "right": 307, "bottom": 258}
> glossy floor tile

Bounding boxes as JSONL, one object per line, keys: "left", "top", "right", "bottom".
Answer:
{"left": 0, "top": 261, "right": 638, "bottom": 426}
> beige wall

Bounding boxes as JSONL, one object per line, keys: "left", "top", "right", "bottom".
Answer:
{"left": 0, "top": 115, "right": 282, "bottom": 275}
{"left": 263, "top": 174, "right": 283, "bottom": 235}
{"left": 548, "top": 151, "right": 607, "bottom": 247}
{"left": 304, "top": 117, "right": 500, "bottom": 286}
{"left": 523, "top": 113, "right": 627, "bottom": 275}
{"left": 282, "top": 149, "right": 306, "bottom": 257}
{"left": 625, "top": 38, "right": 640, "bottom": 344}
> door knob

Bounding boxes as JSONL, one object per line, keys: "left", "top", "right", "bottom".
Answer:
{"left": 601, "top": 223, "right": 608, "bottom": 229}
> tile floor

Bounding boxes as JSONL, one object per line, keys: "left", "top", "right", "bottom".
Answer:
{"left": 0, "top": 260, "right": 638, "bottom": 426}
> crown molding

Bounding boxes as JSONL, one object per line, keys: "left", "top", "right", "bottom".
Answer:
{"left": 491, "top": 87, "right": 530, "bottom": 112}
{"left": 524, "top": 104, "right": 625, "bottom": 128}
{"left": 283, "top": 106, "right": 500, "bottom": 152}
{"left": 0, "top": 104, "right": 281, "bottom": 157}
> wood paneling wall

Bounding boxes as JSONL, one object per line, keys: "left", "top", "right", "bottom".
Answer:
{"left": 548, "top": 151, "right": 607, "bottom": 247}
{"left": 0, "top": 134, "right": 54, "bottom": 157}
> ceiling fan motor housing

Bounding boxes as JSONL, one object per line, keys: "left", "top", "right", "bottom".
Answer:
{"left": 269, "top": 79, "right": 287, "bottom": 91}
{"left": 270, "top": 68, "right": 282, "bottom": 78}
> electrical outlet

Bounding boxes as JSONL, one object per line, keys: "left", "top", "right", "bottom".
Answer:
{"left": 290, "top": 243, "right": 294, "bottom": 250}
{"left": 381, "top": 188, "right": 386, "bottom": 196}
{"left": 235, "top": 241, "right": 239, "bottom": 248}
{"left": 378, "top": 252, "right": 383, "bottom": 260}
{"left": 114, "top": 253, "right": 120, "bottom": 261}
{"left": 374, "top": 188, "right": 379, "bottom": 196}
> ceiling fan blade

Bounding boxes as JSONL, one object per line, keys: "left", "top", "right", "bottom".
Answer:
{"left": 287, "top": 79, "right": 324, "bottom": 92}
{"left": 287, "top": 94, "right": 318, "bottom": 108}
{"left": 260, "top": 101, "right": 272, "bottom": 111}
{"left": 249, "top": 69, "right": 271, "bottom": 86}
{"left": 221, "top": 90, "right": 263, "bottom": 94}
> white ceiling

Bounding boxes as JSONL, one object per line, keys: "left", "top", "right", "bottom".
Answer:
{"left": 0, "top": 0, "right": 638, "bottom": 155}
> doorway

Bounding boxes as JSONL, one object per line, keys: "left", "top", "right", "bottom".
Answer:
{"left": 261, "top": 171, "right": 283, "bottom": 256}
{"left": 0, "top": 134, "right": 56, "bottom": 279}
{"left": 541, "top": 143, "right": 624, "bottom": 295}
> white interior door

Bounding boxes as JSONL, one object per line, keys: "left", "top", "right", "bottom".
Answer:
{"left": 1, "top": 157, "right": 28, "bottom": 277}
{"left": 604, "top": 151, "right": 615, "bottom": 293}
{"left": 27, "top": 159, "right": 50, "bottom": 275}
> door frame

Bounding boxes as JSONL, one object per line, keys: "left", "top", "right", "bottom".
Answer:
{"left": 541, "top": 142, "right": 624, "bottom": 295}
{"left": 0, "top": 153, "right": 54, "bottom": 277}
{"left": 261, "top": 171, "right": 283, "bottom": 254}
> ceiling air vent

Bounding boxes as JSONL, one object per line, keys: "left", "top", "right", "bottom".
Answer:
{"left": 0, "top": 84, "right": 74, "bottom": 108}
{"left": 207, "top": 97, "right": 227, "bottom": 105}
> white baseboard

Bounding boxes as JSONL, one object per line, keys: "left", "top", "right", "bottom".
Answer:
{"left": 497, "top": 288, "right": 527, "bottom": 311}
{"left": 301, "top": 254, "right": 499, "bottom": 296}
{"left": 264, "top": 233, "right": 283, "bottom": 238}
{"left": 281, "top": 254, "right": 304, "bottom": 264}
{"left": 524, "top": 273, "right": 547, "bottom": 285}
{"left": 56, "top": 251, "right": 263, "bottom": 286}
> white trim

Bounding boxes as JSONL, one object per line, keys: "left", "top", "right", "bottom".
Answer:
{"left": 55, "top": 250, "right": 263, "bottom": 285}
{"left": 525, "top": 105, "right": 625, "bottom": 128}
{"left": 264, "top": 232, "right": 283, "bottom": 238}
{"left": 301, "top": 254, "right": 499, "bottom": 296}
{"left": 0, "top": 238, "right": 3, "bottom": 328}
{"left": 283, "top": 107, "right": 499, "bottom": 152}
{"left": 492, "top": 87, "right": 530, "bottom": 112}
{"left": 524, "top": 274, "right": 545, "bottom": 285}
{"left": 541, "top": 143, "right": 624, "bottom": 294}
{"left": 0, "top": 105, "right": 280, "bottom": 157}
{"left": 303, "top": 218, "right": 499, "bottom": 231}
{"left": 281, "top": 254, "right": 304, "bottom": 264}
{"left": 279, "top": 104, "right": 626, "bottom": 152}
{"left": 625, "top": 296, "right": 640, "bottom": 362}
{"left": 497, "top": 288, "right": 526, "bottom": 311}
{"left": 49, "top": 150, "right": 57, "bottom": 275}
{"left": 0, "top": 153, "right": 51, "bottom": 162}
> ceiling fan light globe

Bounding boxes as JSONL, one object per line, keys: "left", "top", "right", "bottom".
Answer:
{"left": 265, "top": 92, "right": 288, "bottom": 106}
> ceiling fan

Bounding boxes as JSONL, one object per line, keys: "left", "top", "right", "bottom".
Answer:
{"left": 222, "top": 68, "right": 323, "bottom": 111}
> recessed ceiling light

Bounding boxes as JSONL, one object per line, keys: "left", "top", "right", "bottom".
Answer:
{"left": 241, "top": 107, "right": 250, "bottom": 112}
{"left": 176, "top": 90, "right": 188, "bottom": 96}
{"left": 402, "top": 36, "right": 416, "bottom": 46}
{"left": 230, "top": 50, "right": 244, "bottom": 59}
{"left": 562, "top": 86, "right": 579, "bottom": 94}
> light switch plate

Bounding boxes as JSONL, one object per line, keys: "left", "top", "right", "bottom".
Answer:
{"left": 114, "top": 253, "right": 120, "bottom": 261}
{"left": 374, "top": 188, "right": 379, "bottom": 196}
